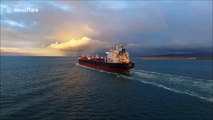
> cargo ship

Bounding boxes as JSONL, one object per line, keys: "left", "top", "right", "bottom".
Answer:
{"left": 78, "top": 44, "right": 135, "bottom": 72}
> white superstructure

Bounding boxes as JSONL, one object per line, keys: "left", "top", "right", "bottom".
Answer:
{"left": 105, "top": 45, "right": 130, "bottom": 63}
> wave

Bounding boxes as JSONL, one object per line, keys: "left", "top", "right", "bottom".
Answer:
{"left": 76, "top": 63, "right": 213, "bottom": 102}
{"left": 123, "top": 70, "right": 213, "bottom": 102}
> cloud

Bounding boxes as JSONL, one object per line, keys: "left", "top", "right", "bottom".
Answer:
{"left": 48, "top": 37, "right": 90, "bottom": 50}
{"left": 97, "top": 1, "right": 128, "bottom": 10}
{"left": 2, "top": 20, "right": 25, "bottom": 28}
{"left": 1, "top": 47, "right": 64, "bottom": 56}
{"left": 48, "top": 37, "right": 112, "bottom": 54}
{"left": 45, "top": 24, "right": 98, "bottom": 42}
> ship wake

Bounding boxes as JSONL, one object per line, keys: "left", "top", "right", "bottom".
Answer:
{"left": 119, "top": 69, "right": 213, "bottom": 103}
{"left": 76, "top": 63, "right": 213, "bottom": 102}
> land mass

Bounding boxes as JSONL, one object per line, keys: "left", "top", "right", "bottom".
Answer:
{"left": 141, "top": 56, "right": 213, "bottom": 60}
{"left": 141, "top": 53, "right": 213, "bottom": 60}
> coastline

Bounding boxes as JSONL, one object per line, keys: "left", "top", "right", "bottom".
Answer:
{"left": 140, "top": 56, "right": 213, "bottom": 60}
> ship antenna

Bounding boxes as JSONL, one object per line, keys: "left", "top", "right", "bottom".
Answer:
{"left": 116, "top": 40, "right": 120, "bottom": 50}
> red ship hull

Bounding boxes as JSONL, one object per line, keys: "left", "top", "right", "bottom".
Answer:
{"left": 78, "top": 59, "right": 134, "bottom": 73}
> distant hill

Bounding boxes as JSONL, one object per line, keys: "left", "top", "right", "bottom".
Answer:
{"left": 141, "top": 52, "right": 213, "bottom": 60}
{"left": 154, "top": 52, "right": 212, "bottom": 57}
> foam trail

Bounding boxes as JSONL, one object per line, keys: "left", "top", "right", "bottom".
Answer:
{"left": 128, "top": 70, "right": 213, "bottom": 102}
{"left": 76, "top": 63, "right": 213, "bottom": 102}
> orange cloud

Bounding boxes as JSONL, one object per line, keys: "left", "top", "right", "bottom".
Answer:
{"left": 1, "top": 37, "right": 111, "bottom": 56}
{"left": 46, "top": 31, "right": 82, "bottom": 42}
{"left": 48, "top": 37, "right": 91, "bottom": 50}
{"left": 48, "top": 37, "right": 112, "bottom": 54}
{"left": 46, "top": 25, "right": 97, "bottom": 42}
{"left": 1, "top": 47, "right": 64, "bottom": 56}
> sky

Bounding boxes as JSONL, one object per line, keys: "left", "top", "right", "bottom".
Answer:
{"left": 0, "top": 0, "right": 212, "bottom": 56}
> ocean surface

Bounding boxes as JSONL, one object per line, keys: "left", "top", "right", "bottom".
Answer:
{"left": 1, "top": 56, "right": 213, "bottom": 120}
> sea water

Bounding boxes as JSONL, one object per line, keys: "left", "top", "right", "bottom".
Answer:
{"left": 1, "top": 56, "right": 212, "bottom": 120}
